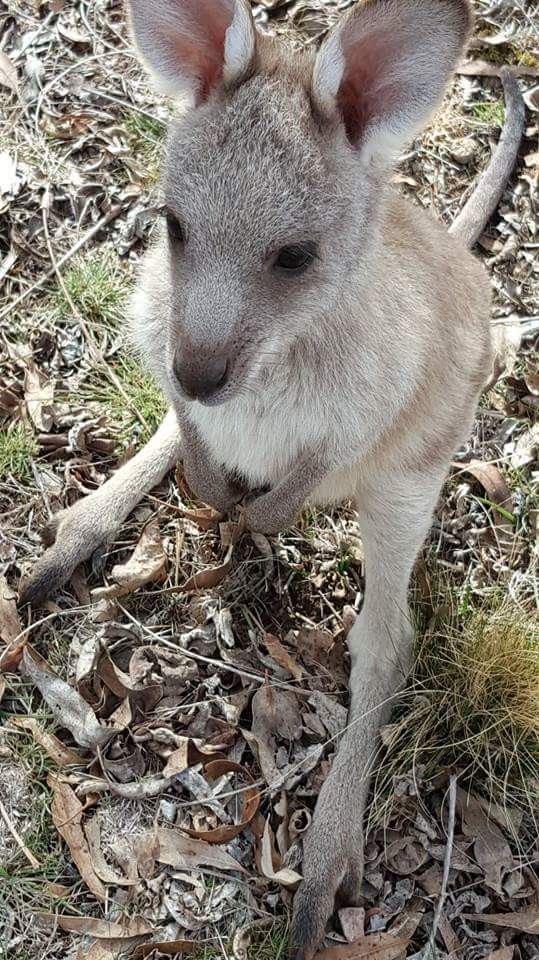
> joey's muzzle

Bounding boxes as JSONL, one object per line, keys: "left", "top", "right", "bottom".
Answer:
{"left": 172, "top": 348, "right": 229, "bottom": 402}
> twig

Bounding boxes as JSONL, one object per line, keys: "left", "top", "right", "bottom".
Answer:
{"left": 0, "top": 203, "right": 123, "bottom": 322}
{"left": 40, "top": 193, "right": 148, "bottom": 432}
{"left": 0, "top": 797, "right": 41, "bottom": 869}
{"left": 450, "top": 68, "right": 525, "bottom": 248}
{"left": 427, "top": 774, "right": 458, "bottom": 958}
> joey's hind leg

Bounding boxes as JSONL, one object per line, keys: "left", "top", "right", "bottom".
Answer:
{"left": 20, "top": 409, "right": 183, "bottom": 606}
{"left": 292, "top": 467, "right": 447, "bottom": 960}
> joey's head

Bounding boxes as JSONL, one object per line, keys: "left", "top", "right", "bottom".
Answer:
{"left": 128, "top": 0, "right": 471, "bottom": 406}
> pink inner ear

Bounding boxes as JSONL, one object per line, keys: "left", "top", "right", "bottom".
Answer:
{"left": 338, "top": 28, "right": 401, "bottom": 144}
{"left": 168, "top": 0, "right": 234, "bottom": 101}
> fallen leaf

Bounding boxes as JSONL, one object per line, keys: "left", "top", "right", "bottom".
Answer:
{"left": 260, "top": 818, "right": 302, "bottom": 887}
{"left": 313, "top": 933, "right": 410, "bottom": 959}
{"left": 133, "top": 941, "right": 198, "bottom": 957}
{"left": 0, "top": 575, "right": 21, "bottom": 645}
{"left": 154, "top": 826, "right": 246, "bottom": 873}
{"left": 465, "top": 909, "right": 539, "bottom": 934}
{"left": 264, "top": 633, "right": 303, "bottom": 680}
{"left": 249, "top": 685, "right": 302, "bottom": 785}
{"left": 458, "top": 790, "right": 513, "bottom": 894}
{"left": 182, "top": 760, "right": 260, "bottom": 843}
{"left": 339, "top": 907, "right": 366, "bottom": 943}
{"left": 24, "top": 360, "right": 55, "bottom": 432}
{"left": 36, "top": 912, "right": 153, "bottom": 938}
{"left": 92, "top": 521, "right": 166, "bottom": 600}
{"left": 22, "top": 645, "right": 114, "bottom": 750}
{"left": 453, "top": 460, "right": 513, "bottom": 526}
{"left": 385, "top": 837, "right": 429, "bottom": 875}
{"left": 459, "top": 59, "right": 539, "bottom": 78}
{"left": 83, "top": 815, "right": 135, "bottom": 886}
{"left": 484, "top": 948, "right": 515, "bottom": 960}
{"left": 11, "top": 717, "right": 83, "bottom": 766}
{"left": 0, "top": 51, "right": 18, "bottom": 94}
{"left": 49, "top": 776, "right": 107, "bottom": 901}
{"left": 181, "top": 543, "right": 235, "bottom": 592}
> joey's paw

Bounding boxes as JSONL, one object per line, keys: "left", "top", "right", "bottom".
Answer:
{"left": 19, "top": 503, "right": 114, "bottom": 608}
{"left": 291, "top": 819, "right": 364, "bottom": 959}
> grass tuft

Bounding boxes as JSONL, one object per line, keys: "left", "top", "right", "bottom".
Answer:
{"left": 370, "top": 600, "right": 539, "bottom": 824}
{"left": 0, "top": 422, "right": 39, "bottom": 481}
{"left": 94, "top": 355, "right": 166, "bottom": 444}
{"left": 124, "top": 109, "right": 165, "bottom": 185}
{"left": 50, "top": 248, "right": 132, "bottom": 329}
{"left": 471, "top": 99, "right": 505, "bottom": 127}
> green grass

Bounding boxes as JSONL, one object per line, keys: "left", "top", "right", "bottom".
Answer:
{"left": 50, "top": 248, "right": 132, "bottom": 329}
{"left": 0, "top": 421, "right": 39, "bottom": 481}
{"left": 193, "top": 920, "right": 289, "bottom": 960}
{"left": 94, "top": 354, "right": 166, "bottom": 444}
{"left": 471, "top": 99, "right": 505, "bottom": 127}
{"left": 124, "top": 109, "right": 165, "bottom": 185}
{"left": 370, "top": 596, "right": 539, "bottom": 825}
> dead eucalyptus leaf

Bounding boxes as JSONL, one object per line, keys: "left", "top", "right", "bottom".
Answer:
{"left": 11, "top": 717, "right": 83, "bottom": 766}
{"left": 0, "top": 51, "right": 18, "bottom": 94}
{"left": 339, "top": 908, "right": 366, "bottom": 943}
{"left": 133, "top": 941, "right": 197, "bottom": 958}
{"left": 22, "top": 645, "right": 114, "bottom": 750}
{"left": 182, "top": 759, "right": 260, "bottom": 843}
{"left": 453, "top": 460, "right": 513, "bottom": 526}
{"left": 260, "top": 818, "right": 301, "bottom": 887}
{"left": 0, "top": 575, "right": 21, "bottom": 645}
{"left": 181, "top": 543, "right": 234, "bottom": 592}
{"left": 83, "top": 815, "right": 135, "bottom": 886}
{"left": 49, "top": 776, "right": 107, "bottom": 901}
{"left": 264, "top": 633, "right": 303, "bottom": 680}
{"left": 458, "top": 789, "right": 513, "bottom": 894}
{"left": 313, "top": 934, "right": 410, "bottom": 960}
{"left": 36, "top": 912, "right": 153, "bottom": 938}
{"left": 92, "top": 521, "right": 166, "bottom": 600}
{"left": 154, "top": 826, "right": 246, "bottom": 873}
{"left": 24, "top": 360, "right": 55, "bottom": 432}
{"left": 464, "top": 909, "right": 539, "bottom": 934}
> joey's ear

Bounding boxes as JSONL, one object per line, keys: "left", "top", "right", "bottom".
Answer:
{"left": 127, "top": 0, "right": 256, "bottom": 103}
{"left": 312, "top": 0, "right": 472, "bottom": 161}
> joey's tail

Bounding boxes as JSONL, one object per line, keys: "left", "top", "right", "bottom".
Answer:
{"left": 449, "top": 67, "right": 525, "bottom": 249}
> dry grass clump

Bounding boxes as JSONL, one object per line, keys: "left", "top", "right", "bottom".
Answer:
{"left": 371, "top": 601, "right": 539, "bottom": 822}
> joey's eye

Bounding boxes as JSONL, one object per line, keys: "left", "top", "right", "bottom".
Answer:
{"left": 274, "top": 242, "right": 316, "bottom": 274}
{"left": 166, "top": 212, "right": 184, "bottom": 242}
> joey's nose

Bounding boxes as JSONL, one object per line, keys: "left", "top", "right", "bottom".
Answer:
{"left": 173, "top": 352, "right": 229, "bottom": 401}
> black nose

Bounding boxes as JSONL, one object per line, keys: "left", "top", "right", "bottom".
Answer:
{"left": 173, "top": 352, "right": 229, "bottom": 401}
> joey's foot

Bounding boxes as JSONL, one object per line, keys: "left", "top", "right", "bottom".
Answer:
{"left": 291, "top": 781, "right": 365, "bottom": 959}
{"left": 19, "top": 500, "right": 117, "bottom": 607}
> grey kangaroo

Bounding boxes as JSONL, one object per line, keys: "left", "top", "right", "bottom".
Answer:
{"left": 21, "top": 0, "right": 524, "bottom": 955}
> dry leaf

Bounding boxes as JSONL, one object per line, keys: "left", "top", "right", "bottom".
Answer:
{"left": 385, "top": 836, "right": 429, "bottom": 875}
{"left": 339, "top": 908, "right": 366, "bottom": 943}
{"left": 264, "top": 633, "right": 303, "bottom": 680}
{"left": 0, "top": 51, "right": 18, "bottom": 94}
{"left": 260, "top": 818, "right": 302, "bottom": 887}
{"left": 182, "top": 760, "right": 260, "bottom": 844}
{"left": 485, "top": 948, "right": 515, "bottom": 960}
{"left": 181, "top": 543, "right": 234, "bottom": 592}
{"left": 49, "top": 776, "right": 107, "bottom": 901}
{"left": 24, "top": 360, "right": 55, "bottom": 432}
{"left": 36, "top": 912, "right": 153, "bottom": 938}
{"left": 465, "top": 909, "right": 539, "bottom": 934}
{"left": 0, "top": 575, "right": 21, "bottom": 645}
{"left": 453, "top": 460, "right": 513, "bottom": 526}
{"left": 22, "top": 645, "right": 114, "bottom": 750}
{"left": 133, "top": 941, "right": 197, "bottom": 957}
{"left": 154, "top": 826, "right": 246, "bottom": 873}
{"left": 92, "top": 521, "right": 166, "bottom": 600}
{"left": 458, "top": 790, "right": 513, "bottom": 894}
{"left": 314, "top": 933, "right": 409, "bottom": 959}
{"left": 11, "top": 717, "right": 82, "bottom": 766}
{"left": 83, "top": 815, "right": 135, "bottom": 886}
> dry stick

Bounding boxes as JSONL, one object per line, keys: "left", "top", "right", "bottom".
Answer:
{"left": 0, "top": 797, "right": 41, "bottom": 869}
{"left": 40, "top": 195, "right": 149, "bottom": 432}
{"left": 427, "top": 774, "right": 458, "bottom": 959}
{"left": 450, "top": 68, "right": 525, "bottom": 249}
{"left": 0, "top": 203, "right": 123, "bottom": 322}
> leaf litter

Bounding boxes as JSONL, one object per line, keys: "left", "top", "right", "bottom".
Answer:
{"left": 0, "top": 0, "right": 538, "bottom": 959}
